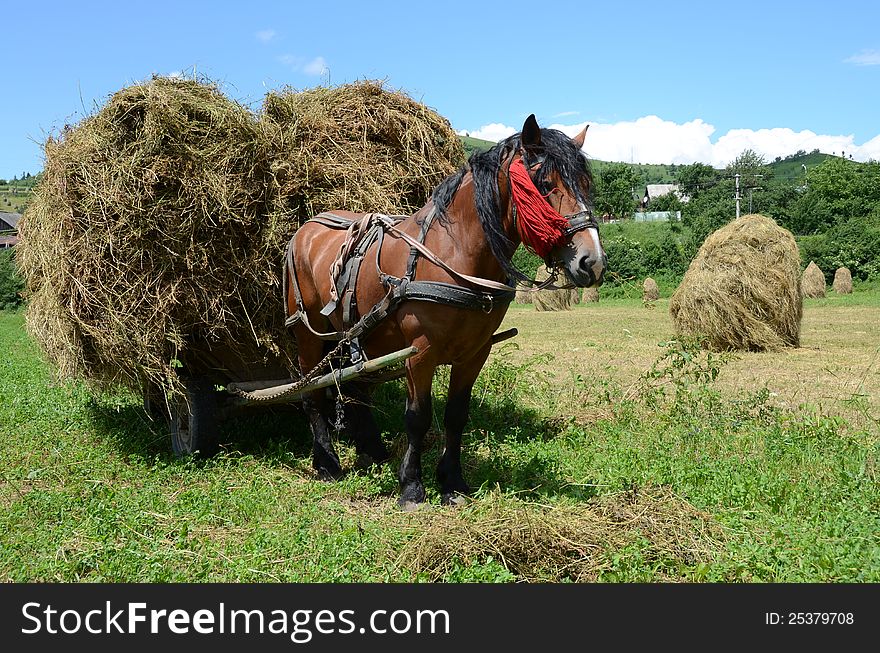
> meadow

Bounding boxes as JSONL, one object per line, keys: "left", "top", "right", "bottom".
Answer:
{"left": 1, "top": 292, "right": 878, "bottom": 582}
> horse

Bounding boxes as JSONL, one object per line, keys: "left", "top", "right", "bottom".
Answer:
{"left": 285, "top": 114, "right": 606, "bottom": 508}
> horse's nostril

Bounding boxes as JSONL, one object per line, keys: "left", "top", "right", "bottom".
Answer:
{"left": 579, "top": 255, "right": 592, "bottom": 272}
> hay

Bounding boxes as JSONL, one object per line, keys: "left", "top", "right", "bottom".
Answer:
{"left": 393, "top": 487, "right": 724, "bottom": 582}
{"left": 643, "top": 277, "right": 660, "bottom": 302}
{"left": 582, "top": 287, "right": 599, "bottom": 303}
{"left": 514, "top": 282, "right": 533, "bottom": 304}
{"left": 18, "top": 77, "right": 464, "bottom": 395}
{"left": 261, "top": 81, "right": 464, "bottom": 224}
{"left": 833, "top": 267, "right": 853, "bottom": 294}
{"left": 669, "top": 214, "right": 802, "bottom": 352}
{"left": 801, "top": 261, "right": 826, "bottom": 298}
{"left": 532, "top": 265, "right": 574, "bottom": 312}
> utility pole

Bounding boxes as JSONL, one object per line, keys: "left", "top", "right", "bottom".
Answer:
{"left": 734, "top": 173, "right": 741, "bottom": 219}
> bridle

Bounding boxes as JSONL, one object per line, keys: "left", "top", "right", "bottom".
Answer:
{"left": 507, "top": 148, "right": 598, "bottom": 266}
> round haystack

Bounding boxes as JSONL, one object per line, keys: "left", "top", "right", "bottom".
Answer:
{"left": 582, "top": 287, "right": 599, "bottom": 303}
{"left": 832, "top": 267, "right": 853, "bottom": 294}
{"left": 643, "top": 277, "right": 660, "bottom": 302}
{"left": 801, "top": 261, "right": 826, "bottom": 298}
{"left": 514, "top": 283, "right": 533, "bottom": 304}
{"left": 669, "top": 214, "right": 802, "bottom": 351}
{"left": 18, "top": 77, "right": 464, "bottom": 396}
{"left": 532, "top": 265, "right": 574, "bottom": 312}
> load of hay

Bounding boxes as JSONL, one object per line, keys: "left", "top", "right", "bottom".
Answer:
{"left": 833, "top": 266, "right": 853, "bottom": 294}
{"left": 669, "top": 214, "right": 802, "bottom": 351}
{"left": 261, "top": 81, "right": 463, "bottom": 225}
{"left": 801, "top": 261, "right": 826, "bottom": 298}
{"left": 643, "top": 277, "right": 659, "bottom": 302}
{"left": 18, "top": 77, "right": 464, "bottom": 396}
{"left": 582, "top": 287, "right": 599, "bottom": 303}
{"left": 532, "top": 265, "right": 574, "bottom": 311}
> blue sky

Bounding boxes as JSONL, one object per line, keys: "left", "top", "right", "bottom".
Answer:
{"left": 3, "top": 0, "right": 879, "bottom": 179}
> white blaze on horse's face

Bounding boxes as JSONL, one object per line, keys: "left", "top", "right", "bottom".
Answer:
{"left": 553, "top": 203, "right": 607, "bottom": 288}
{"left": 549, "top": 126, "right": 606, "bottom": 288}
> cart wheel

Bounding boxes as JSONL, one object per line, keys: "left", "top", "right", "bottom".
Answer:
{"left": 170, "top": 376, "right": 219, "bottom": 458}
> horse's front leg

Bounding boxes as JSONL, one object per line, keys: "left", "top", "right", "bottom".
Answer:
{"left": 295, "top": 327, "right": 344, "bottom": 480}
{"left": 398, "top": 358, "right": 435, "bottom": 510}
{"left": 437, "top": 343, "right": 491, "bottom": 505}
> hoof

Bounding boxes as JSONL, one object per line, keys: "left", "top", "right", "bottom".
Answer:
{"left": 398, "top": 500, "right": 427, "bottom": 512}
{"left": 316, "top": 465, "right": 345, "bottom": 481}
{"left": 397, "top": 482, "right": 426, "bottom": 509}
{"left": 441, "top": 492, "right": 469, "bottom": 507}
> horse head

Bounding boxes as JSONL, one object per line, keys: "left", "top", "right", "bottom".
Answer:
{"left": 512, "top": 114, "right": 606, "bottom": 287}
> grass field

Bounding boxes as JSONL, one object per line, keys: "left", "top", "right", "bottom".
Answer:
{"left": 1, "top": 295, "right": 878, "bottom": 582}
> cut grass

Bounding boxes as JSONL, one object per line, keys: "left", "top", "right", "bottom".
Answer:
{"left": 1, "top": 293, "right": 879, "bottom": 582}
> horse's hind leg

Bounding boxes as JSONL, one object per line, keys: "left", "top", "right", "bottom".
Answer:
{"left": 437, "top": 344, "right": 491, "bottom": 505}
{"left": 342, "top": 382, "right": 389, "bottom": 468}
{"left": 398, "top": 359, "right": 435, "bottom": 509}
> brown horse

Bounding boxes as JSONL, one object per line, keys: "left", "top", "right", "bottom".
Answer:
{"left": 286, "top": 114, "right": 605, "bottom": 508}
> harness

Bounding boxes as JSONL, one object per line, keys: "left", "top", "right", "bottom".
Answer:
{"left": 284, "top": 150, "right": 598, "bottom": 363}
{"left": 284, "top": 210, "right": 516, "bottom": 363}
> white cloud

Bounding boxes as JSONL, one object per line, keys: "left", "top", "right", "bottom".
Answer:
{"left": 277, "top": 54, "right": 328, "bottom": 77}
{"left": 303, "top": 56, "right": 328, "bottom": 76}
{"left": 256, "top": 29, "right": 277, "bottom": 43}
{"left": 167, "top": 70, "right": 184, "bottom": 79}
{"left": 457, "top": 116, "right": 880, "bottom": 166}
{"left": 278, "top": 54, "right": 303, "bottom": 68}
{"left": 844, "top": 49, "right": 880, "bottom": 66}
{"left": 553, "top": 110, "right": 580, "bottom": 118}
{"left": 456, "top": 123, "right": 516, "bottom": 142}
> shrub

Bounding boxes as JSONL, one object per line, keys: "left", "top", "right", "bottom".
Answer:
{"left": 0, "top": 249, "right": 24, "bottom": 309}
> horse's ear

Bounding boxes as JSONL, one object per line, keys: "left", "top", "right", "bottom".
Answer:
{"left": 521, "top": 114, "right": 541, "bottom": 149}
{"left": 572, "top": 125, "right": 589, "bottom": 149}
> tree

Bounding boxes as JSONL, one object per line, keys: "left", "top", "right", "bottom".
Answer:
{"left": 647, "top": 191, "right": 683, "bottom": 213}
{"left": 676, "top": 162, "right": 718, "bottom": 199}
{"left": 789, "top": 158, "right": 880, "bottom": 233}
{"left": 593, "top": 163, "right": 639, "bottom": 220}
{"left": 726, "top": 149, "right": 773, "bottom": 189}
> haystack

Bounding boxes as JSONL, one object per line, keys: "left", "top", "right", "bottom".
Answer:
{"left": 532, "top": 265, "right": 574, "bottom": 311}
{"left": 515, "top": 283, "right": 533, "bottom": 304}
{"left": 832, "top": 267, "right": 853, "bottom": 294}
{"left": 643, "top": 277, "right": 659, "bottom": 302}
{"left": 801, "top": 261, "right": 826, "bottom": 298}
{"left": 582, "top": 287, "right": 599, "bottom": 303}
{"left": 18, "top": 77, "right": 464, "bottom": 395}
{"left": 669, "top": 214, "right": 802, "bottom": 351}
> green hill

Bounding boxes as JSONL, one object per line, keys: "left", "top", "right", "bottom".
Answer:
{"left": 460, "top": 135, "right": 496, "bottom": 158}
{"left": 456, "top": 136, "right": 857, "bottom": 187}
{"left": 767, "top": 150, "right": 834, "bottom": 182}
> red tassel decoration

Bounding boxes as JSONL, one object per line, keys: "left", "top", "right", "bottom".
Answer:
{"left": 508, "top": 158, "right": 570, "bottom": 259}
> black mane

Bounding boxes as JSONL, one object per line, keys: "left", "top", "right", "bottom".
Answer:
{"left": 430, "top": 127, "right": 594, "bottom": 283}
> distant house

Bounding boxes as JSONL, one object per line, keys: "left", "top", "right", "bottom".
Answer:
{"left": 1, "top": 212, "right": 21, "bottom": 248}
{"left": 641, "top": 184, "right": 688, "bottom": 208}
{"left": 0, "top": 211, "right": 21, "bottom": 232}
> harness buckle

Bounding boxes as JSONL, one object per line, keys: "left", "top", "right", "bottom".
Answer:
{"left": 482, "top": 294, "right": 494, "bottom": 314}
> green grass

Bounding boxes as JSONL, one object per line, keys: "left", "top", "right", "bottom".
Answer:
{"left": 1, "top": 304, "right": 878, "bottom": 582}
